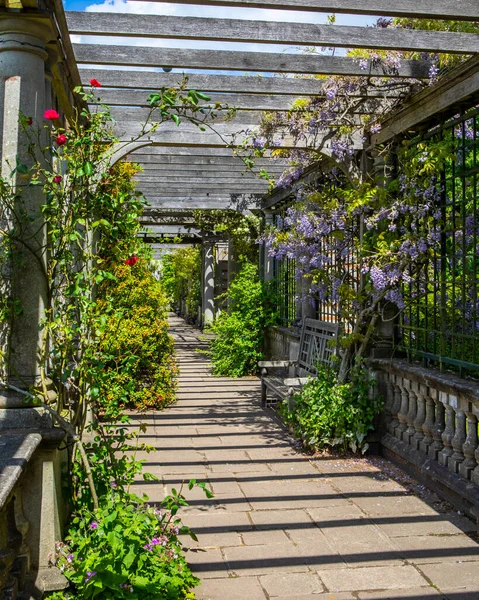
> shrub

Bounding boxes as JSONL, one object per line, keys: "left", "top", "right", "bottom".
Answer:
{"left": 47, "top": 482, "right": 212, "bottom": 600}
{"left": 280, "top": 365, "right": 382, "bottom": 453}
{"left": 208, "top": 262, "right": 277, "bottom": 377}
{"left": 95, "top": 260, "right": 177, "bottom": 413}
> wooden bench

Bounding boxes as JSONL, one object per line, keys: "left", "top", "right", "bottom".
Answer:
{"left": 259, "top": 318, "right": 338, "bottom": 409}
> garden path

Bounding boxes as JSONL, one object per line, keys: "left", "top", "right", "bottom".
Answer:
{"left": 130, "top": 316, "right": 479, "bottom": 600}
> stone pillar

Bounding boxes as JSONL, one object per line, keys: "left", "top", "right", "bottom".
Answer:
{"left": 202, "top": 240, "right": 215, "bottom": 326}
{"left": 227, "top": 238, "right": 239, "bottom": 311}
{"left": 0, "top": 18, "right": 68, "bottom": 596}
{"left": 263, "top": 210, "right": 274, "bottom": 283}
{"left": 0, "top": 17, "right": 54, "bottom": 413}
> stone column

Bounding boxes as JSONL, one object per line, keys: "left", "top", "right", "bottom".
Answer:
{"left": 202, "top": 240, "right": 215, "bottom": 326}
{"left": 0, "top": 16, "right": 68, "bottom": 596}
{"left": 0, "top": 17, "right": 54, "bottom": 418}
{"left": 227, "top": 238, "right": 239, "bottom": 312}
{"left": 263, "top": 210, "right": 274, "bottom": 283}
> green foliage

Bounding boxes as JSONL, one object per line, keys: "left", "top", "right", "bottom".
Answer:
{"left": 193, "top": 210, "right": 262, "bottom": 264}
{"left": 208, "top": 262, "right": 277, "bottom": 377}
{"left": 48, "top": 481, "right": 213, "bottom": 600}
{"left": 280, "top": 365, "right": 382, "bottom": 454}
{"left": 94, "top": 259, "right": 177, "bottom": 414}
{"left": 160, "top": 248, "right": 201, "bottom": 321}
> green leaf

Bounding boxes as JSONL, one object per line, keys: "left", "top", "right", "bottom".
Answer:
{"left": 171, "top": 114, "right": 181, "bottom": 126}
{"left": 123, "top": 544, "right": 136, "bottom": 569}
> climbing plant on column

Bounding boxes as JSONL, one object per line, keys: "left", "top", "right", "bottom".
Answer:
{"left": 0, "top": 78, "right": 224, "bottom": 599}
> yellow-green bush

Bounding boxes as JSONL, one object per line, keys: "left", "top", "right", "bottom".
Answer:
{"left": 95, "top": 260, "right": 177, "bottom": 413}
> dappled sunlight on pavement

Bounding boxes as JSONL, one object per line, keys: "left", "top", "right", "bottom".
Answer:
{"left": 128, "top": 315, "right": 479, "bottom": 600}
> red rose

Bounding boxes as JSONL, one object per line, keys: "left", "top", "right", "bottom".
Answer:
{"left": 27, "top": 117, "right": 33, "bottom": 126}
{"left": 44, "top": 109, "right": 60, "bottom": 121}
{"left": 125, "top": 255, "right": 138, "bottom": 266}
{"left": 53, "top": 175, "right": 62, "bottom": 184}
{"left": 56, "top": 134, "right": 67, "bottom": 146}
{"left": 90, "top": 79, "right": 101, "bottom": 88}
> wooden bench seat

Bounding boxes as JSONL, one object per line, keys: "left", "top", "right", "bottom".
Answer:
{"left": 259, "top": 318, "right": 338, "bottom": 409}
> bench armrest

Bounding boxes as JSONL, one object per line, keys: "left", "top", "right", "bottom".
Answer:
{"left": 283, "top": 377, "right": 309, "bottom": 387}
{"left": 258, "top": 360, "right": 296, "bottom": 368}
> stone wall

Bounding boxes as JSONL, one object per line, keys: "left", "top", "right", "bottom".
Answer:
{"left": 264, "top": 326, "right": 300, "bottom": 377}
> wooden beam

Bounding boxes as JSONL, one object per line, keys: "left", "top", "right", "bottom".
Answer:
{"left": 109, "top": 107, "right": 262, "bottom": 125}
{"left": 80, "top": 69, "right": 402, "bottom": 98}
{"left": 374, "top": 56, "right": 479, "bottom": 144}
{"left": 74, "top": 43, "right": 430, "bottom": 79}
{"left": 93, "top": 90, "right": 380, "bottom": 113}
{"left": 136, "top": 176, "right": 269, "bottom": 184}
{"left": 142, "top": 195, "right": 262, "bottom": 209}
{"left": 115, "top": 121, "right": 364, "bottom": 151}
{"left": 133, "top": 156, "right": 284, "bottom": 168}
{"left": 139, "top": 186, "right": 266, "bottom": 193}
{"left": 129, "top": 147, "right": 263, "bottom": 157}
{"left": 136, "top": 159, "right": 285, "bottom": 171}
{"left": 67, "top": 12, "right": 479, "bottom": 54}
{"left": 92, "top": 89, "right": 301, "bottom": 111}
{"left": 80, "top": 69, "right": 325, "bottom": 95}
{"left": 121, "top": 0, "right": 479, "bottom": 22}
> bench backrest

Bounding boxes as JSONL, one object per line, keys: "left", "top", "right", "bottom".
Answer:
{"left": 297, "top": 318, "right": 338, "bottom": 377}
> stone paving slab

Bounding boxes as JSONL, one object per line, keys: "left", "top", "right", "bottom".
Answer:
{"left": 141, "top": 316, "right": 479, "bottom": 600}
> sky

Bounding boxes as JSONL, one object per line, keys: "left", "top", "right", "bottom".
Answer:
{"left": 63, "top": 0, "right": 377, "bottom": 71}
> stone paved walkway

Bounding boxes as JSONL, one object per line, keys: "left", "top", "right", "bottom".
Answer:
{"left": 131, "top": 316, "right": 479, "bottom": 600}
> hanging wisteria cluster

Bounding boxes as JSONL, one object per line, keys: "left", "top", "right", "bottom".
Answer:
{"left": 261, "top": 138, "right": 457, "bottom": 381}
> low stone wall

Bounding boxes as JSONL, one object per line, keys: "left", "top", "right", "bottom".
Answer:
{"left": 370, "top": 358, "right": 479, "bottom": 530}
{"left": 0, "top": 428, "right": 68, "bottom": 599}
{"left": 264, "top": 326, "right": 301, "bottom": 365}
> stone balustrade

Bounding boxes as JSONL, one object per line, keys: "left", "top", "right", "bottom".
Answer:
{"left": 0, "top": 433, "right": 41, "bottom": 599}
{"left": 370, "top": 358, "right": 479, "bottom": 529}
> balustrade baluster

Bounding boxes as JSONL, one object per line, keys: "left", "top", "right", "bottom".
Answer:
{"left": 459, "top": 410, "right": 478, "bottom": 480}
{"left": 472, "top": 444, "right": 479, "bottom": 486}
{"left": 396, "top": 378, "right": 409, "bottom": 441}
{"left": 383, "top": 373, "right": 394, "bottom": 435}
{"left": 390, "top": 379, "right": 401, "bottom": 437}
{"left": 405, "top": 380, "right": 417, "bottom": 445}
{"left": 413, "top": 383, "right": 427, "bottom": 450}
{"left": 420, "top": 391, "right": 435, "bottom": 455}
{"left": 450, "top": 406, "right": 466, "bottom": 474}
{"left": 439, "top": 400, "right": 455, "bottom": 467}
{"left": 430, "top": 389, "right": 445, "bottom": 459}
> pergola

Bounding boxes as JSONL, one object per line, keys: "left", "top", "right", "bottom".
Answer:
{"left": 0, "top": 1, "right": 479, "bottom": 593}
{"left": 57, "top": 1, "right": 478, "bottom": 278}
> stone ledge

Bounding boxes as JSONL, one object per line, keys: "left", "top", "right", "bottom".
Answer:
{"left": 0, "top": 433, "right": 42, "bottom": 509}
{"left": 381, "top": 433, "right": 479, "bottom": 531}
{"left": 370, "top": 358, "right": 479, "bottom": 408}
{"left": 271, "top": 326, "right": 301, "bottom": 340}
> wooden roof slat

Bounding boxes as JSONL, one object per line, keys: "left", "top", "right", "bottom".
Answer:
{"left": 109, "top": 106, "right": 263, "bottom": 125}
{"left": 137, "top": 160, "right": 284, "bottom": 170}
{"left": 74, "top": 43, "right": 431, "bottom": 79}
{"left": 142, "top": 196, "right": 261, "bottom": 209}
{"left": 80, "top": 69, "right": 404, "bottom": 98}
{"left": 138, "top": 186, "right": 266, "bottom": 193}
{"left": 136, "top": 176, "right": 270, "bottom": 184}
{"left": 92, "top": 90, "right": 302, "bottom": 111}
{"left": 122, "top": 0, "right": 479, "bottom": 22}
{"left": 67, "top": 12, "right": 479, "bottom": 55}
